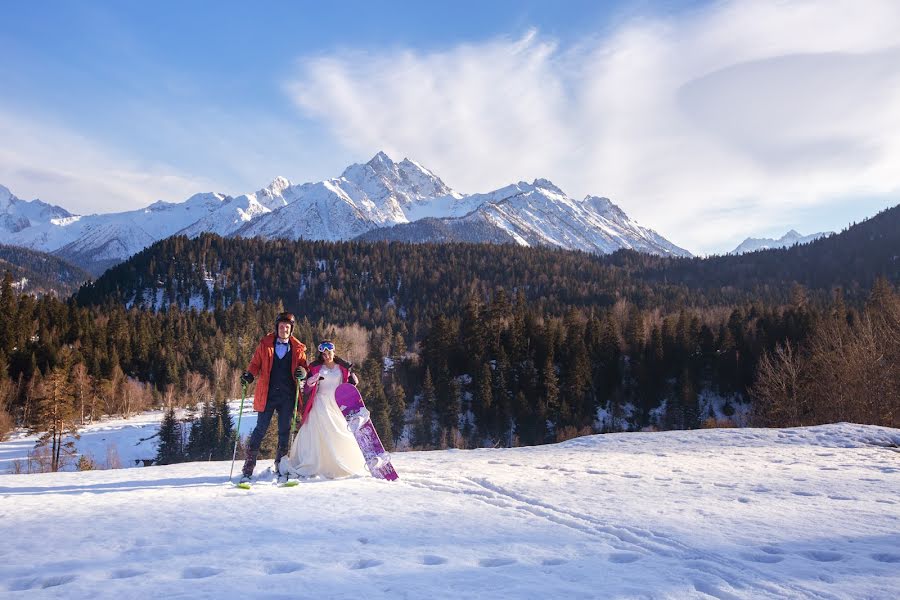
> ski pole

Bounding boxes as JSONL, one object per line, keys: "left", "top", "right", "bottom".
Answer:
{"left": 229, "top": 382, "right": 247, "bottom": 482}
{"left": 289, "top": 375, "right": 303, "bottom": 440}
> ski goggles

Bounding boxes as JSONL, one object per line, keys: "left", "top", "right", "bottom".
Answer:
{"left": 318, "top": 342, "right": 335, "bottom": 352}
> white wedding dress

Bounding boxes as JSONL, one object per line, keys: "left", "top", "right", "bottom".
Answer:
{"left": 284, "top": 364, "right": 367, "bottom": 479}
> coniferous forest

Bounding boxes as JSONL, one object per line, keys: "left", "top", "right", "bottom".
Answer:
{"left": 1, "top": 203, "right": 898, "bottom": 470}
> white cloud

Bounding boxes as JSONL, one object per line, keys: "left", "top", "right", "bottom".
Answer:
{"left": 286, "top": 0, "right": 900, "bottom": 254}
{"left": 0, "top": 111, "right": 218, "bottom": 214}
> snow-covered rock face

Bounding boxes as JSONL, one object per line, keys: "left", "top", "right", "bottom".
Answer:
{"left": 368, "top": 179, "right": 692, "bottom": 257}
{"left": 0, "top": 186, "right": 75, "bottom": 239}
{"left": 730, "top": 230, "right": 831, "bottom": 255}
{"left": 0, "top": 151, "right": 691, "bottom": 274}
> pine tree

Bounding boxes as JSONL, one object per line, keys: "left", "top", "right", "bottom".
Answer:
{"left": 359, "top": 358, "right": 393, "bottom": 451}
{"left": 387, "top": 378, "right": 407, "bottom": 444}
{"left": 216, "top": 397, "right": 234, "bottom": 460}
{"left": 156, "top": 407, "right": 184, "bottom": 465}
{"left": 460, "top": 294, "right": 486, "bottom": 373}
{"left": 414, "top": 368, "right": 436, "bottom": 447}
{"left": 475, "top": 363, "right": 493, "bottom": 441}
{"left": 0, "top": 272, "right": 17, "bottom": 355}
{"left": 541, "top": 353, "right": 559, "bottom": 442}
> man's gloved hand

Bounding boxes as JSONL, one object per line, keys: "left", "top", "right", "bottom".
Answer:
{"left": 295, "top": 366, "right": 308, "bottom": 381}
{"left": 348, "top": 372, "right": 359, "bottom": 387}
{"left": 240, "top": 371, "right": 254, "bottom": 385}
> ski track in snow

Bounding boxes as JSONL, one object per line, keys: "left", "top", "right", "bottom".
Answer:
{"left": 0, "top": 423, "right": 898, "bottom": 599}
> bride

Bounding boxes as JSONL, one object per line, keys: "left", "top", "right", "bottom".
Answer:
{"left": 282, "top": 340, "right": 367, "bottom": 479}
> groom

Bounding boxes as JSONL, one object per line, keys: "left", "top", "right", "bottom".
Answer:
{"left": 238, "top": 312, "right": 308, "bottom": 483}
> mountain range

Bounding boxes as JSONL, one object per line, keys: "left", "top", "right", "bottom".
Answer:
{"left": 0, "top": 153, "right": 690, "bottom": 275}
{"left": 729, "top": 230, "right": 831, "bottom": 255}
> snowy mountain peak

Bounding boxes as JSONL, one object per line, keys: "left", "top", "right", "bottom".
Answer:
{"left": 730, "top": 230, "right": 832, "bottom": 255}
{"left": 367, "top": 150, "right": 395, "bottom": 170}
{"left": 0, "top": 184, "right": 12, "bottom": 208}
{"left": 339, "top": 152, "right": 456, "bottom": 213}
{"left": 148, "top": 193, "right": 225, "bottom": 212}
{"left": 532, "top": 178, "right": 565, "bottom": 196}
{"left": 263, "top": 176, "right": 292, "bottom": 197}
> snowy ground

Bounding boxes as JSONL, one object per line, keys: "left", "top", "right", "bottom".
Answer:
{"left": 1, "top": 422, "right": 899, "bottom": 599}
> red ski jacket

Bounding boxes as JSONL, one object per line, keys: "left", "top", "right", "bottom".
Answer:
{"left": 246, "top": 334, "right": 308, "bottom": 412}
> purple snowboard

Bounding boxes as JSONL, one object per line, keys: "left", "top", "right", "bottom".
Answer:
{"left": 335, "top": 383, "right": 399, "bottom": 481}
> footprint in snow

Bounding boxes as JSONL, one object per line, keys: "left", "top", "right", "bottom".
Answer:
{"left": 42, "top": 575, "right": 77, "bottom": 589}
{"left": 608, "top": 552, "right": 642, "bottom": 564}
{"left": 265, "top": 562, "right": 305, "bottom": 575}
{"left": 8, "top": 575, "right": 77, "bottom": 590}
{"left": 421, "top": 555, "right": 448, "bottom": 566}
{"left": 827, "top": 495, "right": 856, "bottom": 501}
{"left": 760, "top": 546, "right": 785, "bottom": 555}
{"left": 620, "top": 473, "right": 642, "bottom": 479}
{"left": 791, "top": 491, "right": 820, "bottom": 497}
{"left": 349, "top": 559, "right": 383, "bottom": 570}
{"left": 740, "top": 553, "right": 784, "bottom": 564}
{"left": 182, "top": 566, "right": 223, "bottom": 579}
{"left": 478, "top": 558, "right": 517, "bottom": 568}
{"left": 801, "top": 550, "right": 844, "bottom": 562}
{"left": 691, "top": 577, "right": 742, "bottom": 600}
{"left": 541, "top": 558, "right": 568, "bottom": 566}
{"left": 110, "top": 568, "right": 146, "bottom": 579}
{"left": 871, "top": 553, "right": 900, "bottom": 563}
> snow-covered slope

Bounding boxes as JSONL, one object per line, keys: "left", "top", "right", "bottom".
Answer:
{"left": 730, "top": 230, "right": 831, "bottom": 255}
{"left": 1, "top": 152, "right": 691, "bottom": 275}
{"left": 235, "top": 152, "right": 466, "bottom": 240}
{"left": 176, "top": 177, "right": 295, "bottom": 238}
{"left": 0, "top": 184, "right": 77, "bottom": 245}
{"left": 1, "top": 418, "right": 898, "bottom": 599}
{"left": 2, "top": 189, "right": 227, "bottom": 275}
{"left": 363, "top": 179, "right": 692, "bottom": 256}
{"left": 467, "top": 182, "right": 690, "bottom": 255}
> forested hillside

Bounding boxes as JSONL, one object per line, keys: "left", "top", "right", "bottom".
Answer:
{"left": 0, "top": 244, "right": 91, "bottom": 297}
{"left": 76, "top": 204, "right": 900, "bottom": 321}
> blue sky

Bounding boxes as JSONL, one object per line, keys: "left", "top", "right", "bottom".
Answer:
{"left": 1, "top": 0, "right": 899, "bottom": 254}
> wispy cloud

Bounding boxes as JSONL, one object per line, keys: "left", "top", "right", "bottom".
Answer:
{"left": 286, "top": 0, "right": 900, "bottom": 253}
{"left": 0, "top": 111, "right": 217, "bottom": 214}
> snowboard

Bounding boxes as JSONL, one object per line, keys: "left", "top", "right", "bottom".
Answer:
{"left": 335, "top": 383, "right": 399, "bottom": 481}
